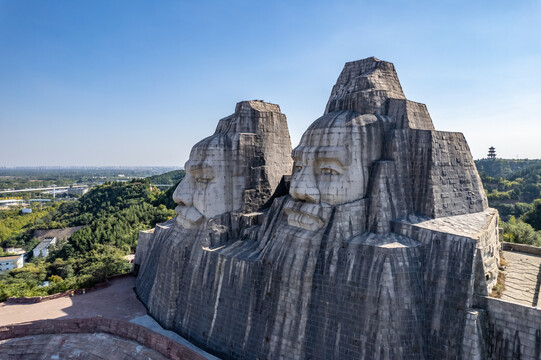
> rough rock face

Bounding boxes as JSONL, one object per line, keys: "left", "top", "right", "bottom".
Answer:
{"left": 173, "top": 100, "right": 293, "bottom": 220}
{"left": 325, "top": 57, "right": 406, "bottom": 115}
{"left": 136, "top": 57, "right": 500, "bottom": 359}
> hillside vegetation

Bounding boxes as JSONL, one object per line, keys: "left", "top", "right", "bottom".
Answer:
{"left": 146, "top": 169, "right": 185, "bottom": 185}
{"left": 476, "top": 159, "right": 541, "bottom": 246}
{"left": 0, "top": 179, "right": 177, "bottom": 301}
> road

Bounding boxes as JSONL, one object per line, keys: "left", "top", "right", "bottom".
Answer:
{"left": 0, "top": 185, "right": 88, "bottom": 194}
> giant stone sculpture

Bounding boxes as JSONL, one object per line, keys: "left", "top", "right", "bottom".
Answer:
{"left": 136, "top": 57, "right": 501, "bottom": 359}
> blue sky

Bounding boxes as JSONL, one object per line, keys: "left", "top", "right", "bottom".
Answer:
{"left": 0, "top": 0, "right": 540, "bottom": 166}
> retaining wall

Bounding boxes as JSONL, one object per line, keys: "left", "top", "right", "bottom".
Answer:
{"left": 0, "top": 317, "right": 206, "bottom": 360}
{"left": 477, "top": 296, "right": 541, "bottom": 359}
{"left": 502, "top": 242, "right": 541, "bottom": 257}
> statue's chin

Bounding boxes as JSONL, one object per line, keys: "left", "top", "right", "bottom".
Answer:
{"left": 175, "top": 205, "right": 204, "bottom": 229}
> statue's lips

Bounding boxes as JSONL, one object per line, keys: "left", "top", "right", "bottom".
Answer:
{"left": 283, "top": 199, "right": 329, "bottom": 231}
{"left": 175, "top": 205, "right": 204, "bottom": 228}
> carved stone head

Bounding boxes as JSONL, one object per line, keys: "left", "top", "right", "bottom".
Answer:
{"left": 173, "top": 134, "right": 230, "bottom": 227}
{"left": 286, "top": 110, "right": 383, "bottom": 231}
{"left": 173, "top": 100, "right": 293, "bottom": 228}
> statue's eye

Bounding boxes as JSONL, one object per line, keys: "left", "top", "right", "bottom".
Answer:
{"left": 295, "top": 165, "right": 303, "bottom": 172}
{"left": 320, "top": 168, "right": 340, "bottom": 175}
{"left": 196, "top": 178, "right": 210, "bottom": 184}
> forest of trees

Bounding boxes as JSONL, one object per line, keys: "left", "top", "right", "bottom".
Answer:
{"left": 146, "top": 169, "right": 185, "bottom": 186}
{"left": 0, "top": 179, "right": 177, "bottom": 301}
{"left": 476, "top": 159, "right": 541, "bottom": 246}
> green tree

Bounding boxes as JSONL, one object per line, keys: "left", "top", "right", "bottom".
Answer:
{"left": 503, "top": 216, "right": 541, "bottom": 246}
{"left": 522, "top": 199, "right": 541, "bottom": 231}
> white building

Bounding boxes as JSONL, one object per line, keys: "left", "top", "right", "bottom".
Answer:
{"left": 32, "top": 237, "right": 57, "bottom": 258}
{"left": 0, "top": 199, "right": 24, "bottom": 207}
{"left": 67, "top": 186, "right": 89, "bottom": 196}
{"left": 0, "top": 254, "right": 24, "bottom": 273}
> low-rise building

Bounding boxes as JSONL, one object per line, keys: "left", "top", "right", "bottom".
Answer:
{"left": 0, "top": 253, "right": 24, "bottom": 273}
{"left": 0, "top": 199, "right": 24, "bottom": 207}
{"left": 32, "top": 237, "right": 57, "bottom": 258}
{"left": 21, "top": 208, "right": 32, "bottom": 214}
{"left": 67, "top": 186, "right": 89, "bottom": 196}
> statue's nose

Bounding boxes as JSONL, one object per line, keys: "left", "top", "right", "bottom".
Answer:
{"left": 290, "top": 166, "right": 320, "bottom": 203}
{"left": 173, "top": 174, "right": 194, "bottom": 207}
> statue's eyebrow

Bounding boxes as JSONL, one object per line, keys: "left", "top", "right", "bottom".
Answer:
{"left": 317, "top": 157, "right": 345, "bottom": 169}
{"left": 291, "top": 146, "right": 347, "bottom": 166}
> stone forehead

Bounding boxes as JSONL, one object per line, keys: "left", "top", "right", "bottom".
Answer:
{"left": 186, "top": 136, "right": 229, "bottom": 169}
{"left": 298, "top": 111, "right": 378, "bottom": 147}
{"left": 292, "top": 146, "right": 350, "bottom": 165}
{"left": 307, "top": 111, "right": 378, "bottom": 130}
{"left": 192, "top": 133, "right": 230, "bottom": 150}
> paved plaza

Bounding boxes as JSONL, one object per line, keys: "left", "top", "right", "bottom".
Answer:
{"left": 501, "top": 250, "right": 541, "bottom": 307}
{"left": 0, "top": 276, "right": 218, "bottom": 359}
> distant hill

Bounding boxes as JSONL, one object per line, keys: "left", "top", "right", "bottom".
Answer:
{"left": 475, "top": 159, "right": 541, "bottom": 220}
{"left": 475, "top": 159, "right": 541, "bottom": 179}
{"left": 146, "top": 170, "right": 185, "bottom": 186}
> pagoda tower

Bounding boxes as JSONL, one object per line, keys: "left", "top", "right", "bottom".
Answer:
{"left": 487, "top": 146, "right": 496, "bottom": 159}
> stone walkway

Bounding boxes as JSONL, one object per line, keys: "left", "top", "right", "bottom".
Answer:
{"left": 0, "top": 276, "right": 219, "bottom": 359}
{"left": 501, "top": 250, "right": 541, "bottom": 307}
{"left": 0, "top": 276, "right": 146, "bottom": 326}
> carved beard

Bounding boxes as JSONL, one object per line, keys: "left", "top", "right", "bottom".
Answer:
{"left": 257, "top": 196, "right": 367, "bottom": 359}
{"left": 283, "top": 196, "right": 368, "bottom": 235}
{"left": 283, "top": 199, "right": 332, "bottom": 231}
{"left": 175, "top": 205, "right": 204, "bottom": 229}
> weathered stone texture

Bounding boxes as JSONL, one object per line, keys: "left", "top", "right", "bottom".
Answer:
{"left": 0, "top": 318, "right": 207, "bottom": 360}
{"left": 386, "top": 98, "right": 435, "bottom": 130}
{"left": 133, "top": 227, "right": 154, "bottom": 270}
{"left": 173, "top": 99, "right": 293, "bottom": 222}
{"left": 136, "top": 57, "right": 503, "bottom": 359}
{"left": 393, "top": 208, "right": 500, "bottom": 358}
{"left": 325, "top": 57, "right": 406, "bottom": 115}
{"left": 478, "top": 297, "right": 541, "bottom": 359}
{"left": 214, "top": 100, "right": 293, "bottom": 208}
{"left": 389, "top": 129, "right": 488, "bottom": 218}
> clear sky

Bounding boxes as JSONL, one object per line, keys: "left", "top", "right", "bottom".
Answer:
{"left": 1, "top": 0, "right": 540, "bottom": 167}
